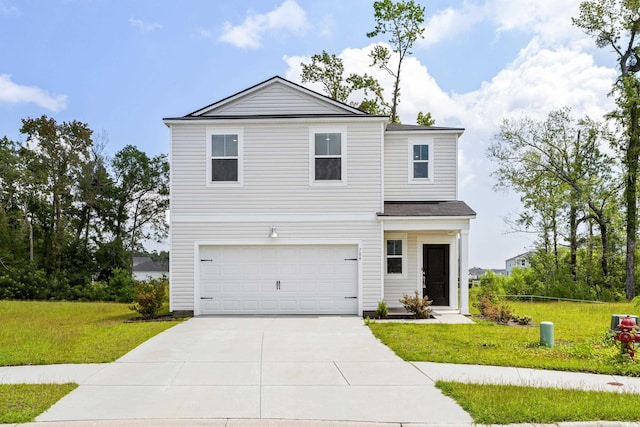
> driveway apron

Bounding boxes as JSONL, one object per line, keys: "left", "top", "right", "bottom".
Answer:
{"left": 37, "top": 316, "right": 472, "bottom": 424}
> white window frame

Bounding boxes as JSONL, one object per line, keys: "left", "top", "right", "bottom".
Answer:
{"left": 408, "top": 138, "right": 434, "bottom": 184}
{"left": 309, "top": 127, "right": 347, "bottom": 186}
{"left": 206, "top": 128, "right": 243, "bottom": 187}
{"left": 385, "top": 233, "right": 407, "bottom": 278}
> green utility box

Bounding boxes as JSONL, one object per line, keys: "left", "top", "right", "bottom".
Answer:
{"left": 540, "top": 321, "right": 554, "bottom": 348}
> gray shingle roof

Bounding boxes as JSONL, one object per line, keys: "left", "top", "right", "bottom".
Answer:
{"left": 377, "top": 201, "right": 476, "bottom": 217}
{"left": 133, "top": 260, "right": 169, "bottom": 273}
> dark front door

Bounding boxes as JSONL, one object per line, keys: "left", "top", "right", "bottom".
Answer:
{"left": 423, "top": 244, "right": 449, "bottom": 306}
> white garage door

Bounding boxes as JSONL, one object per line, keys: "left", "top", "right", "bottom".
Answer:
{"left": 198, "top": 245, "right": 358, "bottom": 315}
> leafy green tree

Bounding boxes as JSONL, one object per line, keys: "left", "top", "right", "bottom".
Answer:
{"left": 301, "top": 50, "right": 389, "bottom": 114}
{"left": 417, "top": 111, "right": 435, "bottom": 126}
{"left": 110, "top": 145, "right": 169, "bottom": 272}
{"left": 573, "top": 0, "right": 640, "bottom": 300}
{"left": 367, "top": 0, "right": 426, "bottom": 123}
{"left": 489, "top": 108, "right": 619, "bottom": 291}
{"left": 19, "top": 116, "right": 93, "bottom": 274}
{"left": 0, "top": 137, "right": 26, "bottom": 269}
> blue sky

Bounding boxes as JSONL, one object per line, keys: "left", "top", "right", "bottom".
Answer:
{"left": 0, "top": 0, "right": 619, "bottom": 268}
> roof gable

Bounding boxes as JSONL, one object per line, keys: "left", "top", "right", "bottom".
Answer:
{"left": 188, "top": 76, "right": 367, "bottom": 117}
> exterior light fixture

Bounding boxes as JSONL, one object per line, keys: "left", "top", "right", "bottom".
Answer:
{"left": 269, "top": 226, "right": 279, "bottom": 238}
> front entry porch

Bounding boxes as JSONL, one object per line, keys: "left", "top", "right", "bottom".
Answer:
{"left": 377, "top": 201, "right": 476, "bottom": 315}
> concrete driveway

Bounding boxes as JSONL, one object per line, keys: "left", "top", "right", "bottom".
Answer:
{"left": 37, "top": 316, "right": 472, "bottom": 424}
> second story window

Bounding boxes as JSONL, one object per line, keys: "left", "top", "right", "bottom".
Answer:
{"left": 409, "top": 139, "right": 433, "bottom": 183}
{"left": 413, "top": 144, "right": 429, "bottom": 178}
{"left": 207, "top": 128, "right": 243, "bottom": 186}
{"left": 315, "top": 133, "right": 341, "bottom": 180}
{"left": 310, "top": 128, "right": 346, "bottom": 185}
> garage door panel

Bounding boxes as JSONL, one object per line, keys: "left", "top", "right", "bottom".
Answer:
{"left": 199, "top": 245, "right": 358, "bottom": 315}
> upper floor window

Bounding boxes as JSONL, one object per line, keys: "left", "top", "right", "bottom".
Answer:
{"left": 207, "top": 128, "right": 243, "bottom": 186}
{"left": 310, "top": 128, "right": 346, "bottom": 185}
{"left": 409, "top": 139, "right": 433, "bottom": 183}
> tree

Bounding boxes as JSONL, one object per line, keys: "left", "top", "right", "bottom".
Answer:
{"left": 110, "top": 145, "right": 169, "bottom": 273}
{"left": 19, "top": 116, "right": 93, "bottom": 274}
{"left": 0, "top": 137, "right": 27, "bottom": 268}
{"left": 367, "top": 0, "right": 425, "bottom": 123}
{"left": 417, "top": 111, "right": 435, "bottom": 126}
{"left": 301, "top": 50, "right": 388, "bottom": 114}
{"left": 573, "top": 0, "right": 640, "bottom": 300}
{"left": 488, "top": 108, "right": 619, "bottom": 291}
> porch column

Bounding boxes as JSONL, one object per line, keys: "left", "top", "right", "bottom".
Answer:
{"left": 459, "top": 229, "right": 470, "bottom": 315}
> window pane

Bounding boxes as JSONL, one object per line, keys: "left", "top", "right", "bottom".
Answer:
{"left": 225, "top": 135, "right": 238, "bottom": 156}
{"left": 327, "top": 133, "right": 341, "bottom": 155}
{"left": 315, "top": 133, "right": 341, "bottom": 155}
{"left": 315, "top": 137, "right": 326, "bottom": 156}
{"left": 387, "top": 257, "right": 402, "bottom": 274}
{"left": 414, "top": 162, "right": 428, "bottom": 179}
{"left": 212, "top": 135, "right": 225, "bottom": 157}
{"left": 212, "top": 159, "right": 238, "bottom": 181}
{"left": 413, "top": 144, "right": 429, "bottom": 160}
{"left": 315, "top": 158, "right": 341, "bottom": 180}
{"left": 421, "top": 145, "right": 429, "bottom": 160}
{"left": 212, "top": 134, "right": 238, "bottom": 157}
{"left": 387, "top": 240, "right": 402, "bottom": 255}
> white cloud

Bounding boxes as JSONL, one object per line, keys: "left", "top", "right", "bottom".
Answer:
{"left": 421, "top": 4, "right": 484, "bottom": 47}
{"left": 218, "top": 0, "right": 308, "bottom": 49}
{"left": 453, "top": 38, "right": 616, "bottom": 136}
{"left": 130, "top": 17, "right": 163, "bottom": 33}
{"left": 419, "top": 0, "right": 585, "bottom": 50}
{"left": 0, "top": 74, "right": 67, "bottom": 112}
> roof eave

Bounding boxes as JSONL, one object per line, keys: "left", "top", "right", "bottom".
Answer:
{"left": 163, "top": 115, "right": 390, "bottom": 126}
{"left": 377, "top": 215, "right": 477, "bottom": 220}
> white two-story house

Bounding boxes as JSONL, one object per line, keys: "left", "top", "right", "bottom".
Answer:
{"left": 163, "top": 76, "right": 476, "bottom": 317}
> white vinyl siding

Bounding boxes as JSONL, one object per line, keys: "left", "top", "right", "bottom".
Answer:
{"left": 203, "top": 84, "right": 349, "bottom": 116}
{"left": 170, "top": 121, "right": 381, "bottom": 216}
{"left": 169, "top": 119, "right": 385, "bottom": 314}
{"left": 384, "top": 133, "right": 458, "bottom": 201}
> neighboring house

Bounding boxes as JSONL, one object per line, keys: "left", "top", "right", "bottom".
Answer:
{"left": 468, "top": 267, "right": 506, "bottom": 285}
{"left": 163, "top": 76, "right": 476, "bottom": 316}
{"left": 468, "top": 267, "right": 486, "bottom": 281}
{"left": 505, "top": 252, "right": 532, "bottom": 276}
{"left": 132, "top": 256, "right": 169, "bottom": 281}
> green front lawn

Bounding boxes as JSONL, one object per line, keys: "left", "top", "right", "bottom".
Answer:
{"left": 0, "top": 383, "right": 77, "bottom": 423}
{"left": 369, "top": 301, "right": 640, "bottom": 376}
{"left": 437, "top": 381, "right": 640, "bottom": 424}
{"left": 0, "top": 300, "right": 181, "bottom": 366}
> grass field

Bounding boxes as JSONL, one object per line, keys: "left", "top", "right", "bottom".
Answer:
{"left": 0, "top": 383, "right": 77, "bottom": 424}
{"left": 369, "top": 301, "right": 640, "bottom": 376}
{"left": 0, "top": 300, "right": 181, "bottom": 366}
{"left": 436, "top": 381, "right": 640, "bottom": 424}
{"left": 371, "top": 300, "right": 640, "bottom": 424}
